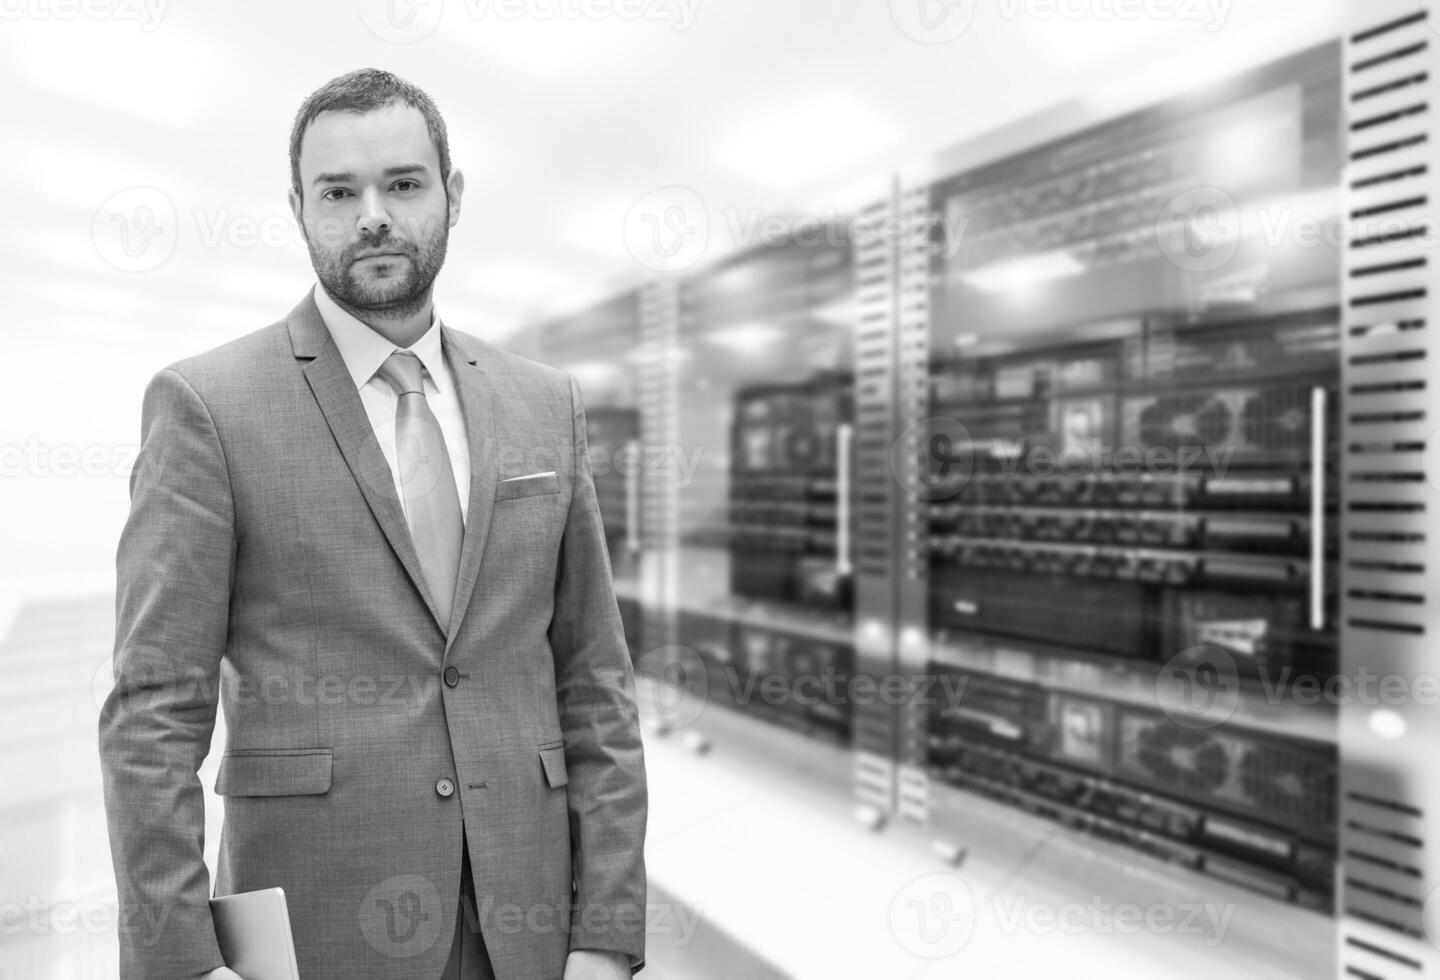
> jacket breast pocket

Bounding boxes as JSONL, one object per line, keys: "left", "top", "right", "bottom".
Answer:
{"left": 215, "top": 748, "right": 334, "bottom": 797}
{"left": 496, "top": 472, "right": 561, "bottom": 501}
{"left": 538, "top": 745, "right": 569, "bottom": 788}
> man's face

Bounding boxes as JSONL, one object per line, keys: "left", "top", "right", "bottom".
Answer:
{"left": 289, "top": 104, "right": 463, "bottom": 316}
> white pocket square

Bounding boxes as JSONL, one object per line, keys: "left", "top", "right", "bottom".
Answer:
{"left": 500, "top": 471, "right": 557, "bottom": 483}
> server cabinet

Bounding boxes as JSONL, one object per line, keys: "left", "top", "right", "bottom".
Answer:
{"left": 515, "top": 22, "right": 1440, "bottom": 978}
{"left": 1336, "top": 4, "right": 1440, "bottom": 978}
{"left": 535, "top": 292, "right": 647, "bottom": 658}
{"left": 892, "top": 38, "right": 1347, "bottom": 963}
{"left": 668, "top": 231, "right": 859, "bottom": 759}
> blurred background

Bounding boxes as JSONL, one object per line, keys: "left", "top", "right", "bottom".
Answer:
{"left": 7, "top": 0, "right": 1440, "bottom": 976}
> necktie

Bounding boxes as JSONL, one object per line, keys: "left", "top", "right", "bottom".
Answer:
{"left": 375, "top": 351, "right": 464, "bottom": 631}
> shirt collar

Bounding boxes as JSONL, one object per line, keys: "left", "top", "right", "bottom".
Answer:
{"left": 312, "top": 283, "right": 448, "bottom": 394}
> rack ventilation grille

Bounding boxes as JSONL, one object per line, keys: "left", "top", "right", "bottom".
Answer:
{"left": 1341, "top": 6, "right": 1436, "bottom": 978}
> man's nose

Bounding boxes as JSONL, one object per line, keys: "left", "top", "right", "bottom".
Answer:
{"left": 356, "top": 187, "right": 391, "bottom": 238}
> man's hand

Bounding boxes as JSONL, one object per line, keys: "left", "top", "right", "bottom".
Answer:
{"left": 185, "top": 969, "right": 243, "bottom": 980}
{"left": 564, "top": 949, "right": 631, "bottom": 980}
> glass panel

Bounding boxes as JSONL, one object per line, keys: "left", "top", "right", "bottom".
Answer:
{"left": 922, "top": 43, "right": 1342, "bottom": 915}
{"left": 535, "top": 293, "right": 645, "bottom": 657}
{"left": 674, "top": 234, "right": 857, "bottom": 746}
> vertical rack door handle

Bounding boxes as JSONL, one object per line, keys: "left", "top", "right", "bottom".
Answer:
{"left": 1310, "top": 386, "right": 1325, "bottom": 630}
{"left": 837, "top": 422, "right": 853, "bottom": 576}
{"left": 625, "top": 438, "right": 641, "bottom": 555}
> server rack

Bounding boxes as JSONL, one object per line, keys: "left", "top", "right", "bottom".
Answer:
{"left": 524, "top": 20, "right": 1440, "bottom": 977}
{"left": 535, "top": 291, "right": 648, "bottom": 658}
{"left": 904, "top": 38, "right": 1345, "bottom": 912}
{"left": 870, "top": 48, "right": 1351, "bottom": 980}
{"left": 1335, "top": 4, "right": 1440, "bottom": 978}
{"left": 666, "top": 231, "right": 859, "bottom": 760}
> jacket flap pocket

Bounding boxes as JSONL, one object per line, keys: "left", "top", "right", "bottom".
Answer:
{"left": 539, "top": 746, "right": 569, "bottom": 788}
{"left": 497, "top": 472, "right": 561, "bottom": 501}
{"left": 216, "top": 749, "right": 333, "bottom": 797}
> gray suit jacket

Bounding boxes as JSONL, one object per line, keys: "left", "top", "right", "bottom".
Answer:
{"left": 97, "top": 290, "right": 648, "bottom": 980}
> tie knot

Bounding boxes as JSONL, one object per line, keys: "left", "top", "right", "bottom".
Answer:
{"left": 376, "top": 351, "right": 426, "bottom": 397}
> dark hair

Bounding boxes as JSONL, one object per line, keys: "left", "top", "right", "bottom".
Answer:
{"left": 289, "top": 68, "right": 451, "bottom": 198}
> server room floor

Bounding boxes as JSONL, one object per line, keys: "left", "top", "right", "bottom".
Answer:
{"left": 639, "top": 688, "right": 1335, "bottom": 980}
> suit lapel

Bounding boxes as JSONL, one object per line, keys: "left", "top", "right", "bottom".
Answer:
{"left": 287, "top": 292, "right": 447, "bottom": 632}
{"left": 441, "top": 327, "right": 499, "bottom": 653}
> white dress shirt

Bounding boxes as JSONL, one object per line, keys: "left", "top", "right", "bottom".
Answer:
{"left": 313, "top": 284, "right": 472, "bottom": 523}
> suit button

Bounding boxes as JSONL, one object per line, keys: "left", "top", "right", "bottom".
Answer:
{"left": 443, "top": 666, "right": 460, "bottom": 688}
{"left": 436, "top": 778, "right": 456, "bottom": 799}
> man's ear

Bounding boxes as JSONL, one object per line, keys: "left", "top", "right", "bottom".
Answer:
{"left": 446, "top": 169, "right": 465, "bottom": 228}
{"left": 288, "top": 187, "right": 307, "bottom": 244}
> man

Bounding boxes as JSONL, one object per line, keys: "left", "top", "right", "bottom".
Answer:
{"left": 98, "top": 69, "right": 647, "bottom": 980}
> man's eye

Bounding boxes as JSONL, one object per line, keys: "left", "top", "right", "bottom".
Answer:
{"left": 321, "top": 188, "right": 351, "bottom": 202}
{"left": 392, "top": 179, "right": 420, "bottom": 192}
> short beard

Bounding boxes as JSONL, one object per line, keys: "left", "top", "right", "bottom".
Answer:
{"left": 306, "top": 203, "right": 450, "bottom": 322}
